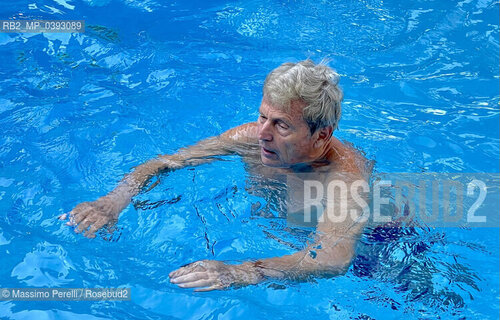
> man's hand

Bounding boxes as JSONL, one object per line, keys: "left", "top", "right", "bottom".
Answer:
{"left": 169, "top": 260, "right": 263, "bottom": 292}
{"left": 59, "top": 196, "right": 123, "bottom": 238}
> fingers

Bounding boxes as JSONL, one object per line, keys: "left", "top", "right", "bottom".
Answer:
{"left": 60, "top": 212, "right": 76, "bottom": 226}
{"left": 169, "top": 260, "right": 228, "bottom": 292}
{"left": 170, "top": 271, "right": 223, "bottom": 291}
{"left": 169, "top": 261, "right": 203, "bottom": 278}
{"left": 61, "top": 200, "right": 113, "bottom": 238}
{"left": 66, "top": 213, "right": 77, "bottom": 226}
{"left": 76, "top": 217, "right": 93, "bottom": 233}
{"left": 74, "top": 206, "right": 92, "bottom": 224}
{"left": 63, "top": 203, "right": 92, "bottom": 227}
{"left": 76, "top": 214, "right": 112, "bottom": 237}
{"left": 169, "top": 269, "right": 180, "bottom": 279}
{"left": 177, "top": 279, "right": 218, "bottom": 289}
{"left": 74, "top": 213, "right": 87, "bottom": 224}
{"left": 194, "top": 284, "right": 224, "bottom": 292}
{"left": 169, "top": 268, "right": 191, "bottom": 279}
{"left": 170, "top": 272, "right": 209, "bottom": 285}
{"left": 84, "top": 218, "right": 107, "bottom": 239}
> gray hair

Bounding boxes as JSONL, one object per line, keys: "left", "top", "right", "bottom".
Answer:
{"left": 263, "top": 59, "right": 343, "bottom": 134}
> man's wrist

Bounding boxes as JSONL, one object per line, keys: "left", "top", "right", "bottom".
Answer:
{"left": 236, "top": 262, "right": 264, "bottom": 284}
{"left": 104, "top": 190, "right": 131, "bottom": 212}
{"left": 159, "top": 155, "right": 183, "bottom": 170}
{"left": 249, "top": 260, "right": 286, "bottom": 280}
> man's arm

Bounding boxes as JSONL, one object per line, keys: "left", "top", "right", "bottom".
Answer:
{"left": 169, "top": 172, "right": 369, "bottom": 291}
{"left": 169, "top": 221, "right": 364, "bottom": 292}
{"left": 250, "top": 213, "right": 365, "bottom": 279}
{"left": 60, "top": 123, "right": 258, "bottom": 238}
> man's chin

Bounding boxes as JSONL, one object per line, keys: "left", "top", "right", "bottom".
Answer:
{"left": 260, "top": 156, "right": 285, "bottom": 168}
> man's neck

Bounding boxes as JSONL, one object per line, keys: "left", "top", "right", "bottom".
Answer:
{"left": 288, "top": 138, "right": 337, "bottom": 172}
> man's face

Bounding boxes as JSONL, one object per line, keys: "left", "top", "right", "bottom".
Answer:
{"left": 257, "top": 98, "right": 317, "bottom": 167}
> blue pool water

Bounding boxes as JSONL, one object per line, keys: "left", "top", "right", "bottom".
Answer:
{"left": 0, "top": 0, "right": 499, "bottom": 319}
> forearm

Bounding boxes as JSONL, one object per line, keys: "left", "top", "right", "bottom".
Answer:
{"left": 64, "top": 148, "right": 222, "bottom": 238}
{"left": 106, "top": 136, "right": 235, "bottom": 206}
{"left": 252, "top": 247, "right": 352, "bottom": 281}
{"left": 221, "top": 245, "right": 354, "bottom": 289}
{"left": 103, "top": 157, "right": 174, "bottom": 210}
{"left": 65, "top": 129, "right": 248, "bottom": 238}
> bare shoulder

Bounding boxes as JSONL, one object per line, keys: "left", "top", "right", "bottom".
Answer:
{"left": 220, "top": 122, "right": 259, "bottom": 144}
{"left": 329, "top": 137, "right": 370, "bottom": 176}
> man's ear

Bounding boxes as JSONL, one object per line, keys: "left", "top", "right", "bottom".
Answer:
{"left": 314, "top": 126, "right": 333, "bottom": 148}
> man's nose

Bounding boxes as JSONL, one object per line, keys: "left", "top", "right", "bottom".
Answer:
{"left": 258, "top": 120, "right": 273, "bottom": 141}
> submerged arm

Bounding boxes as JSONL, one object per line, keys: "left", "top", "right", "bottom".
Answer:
{"left": 61, "top": 123, "right": 258, "bottom": 238}
{"left": 169, "top": 173, "right": 369, "bottom": 291}
{"left": 169, "top": 214, "right": 366, "bottom": 291}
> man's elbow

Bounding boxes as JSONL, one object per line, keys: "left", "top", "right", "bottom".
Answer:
{"left": 314, "top": 248, "right": 355, "bottom": 276}
{"left": 319, "top": 260, "right": 351, "bottom": 277}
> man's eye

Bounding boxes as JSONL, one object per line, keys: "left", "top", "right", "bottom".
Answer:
{"left": 277, "top": 122, "right": 288, "bottom": 129}
{"left": 259, "top": 115, "right": 267, "bottom": 121}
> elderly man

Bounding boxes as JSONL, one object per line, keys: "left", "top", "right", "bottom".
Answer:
{"left": 61, "top": 60, "right": 370, "bottom": 291}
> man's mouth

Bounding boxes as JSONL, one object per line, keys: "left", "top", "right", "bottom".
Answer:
{"left": 261, "top": 146, "right": 277, "bottom": 156}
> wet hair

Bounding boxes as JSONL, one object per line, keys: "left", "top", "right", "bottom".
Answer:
{"left": 263, "top": 59, "right": 343, "bottom": 134}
